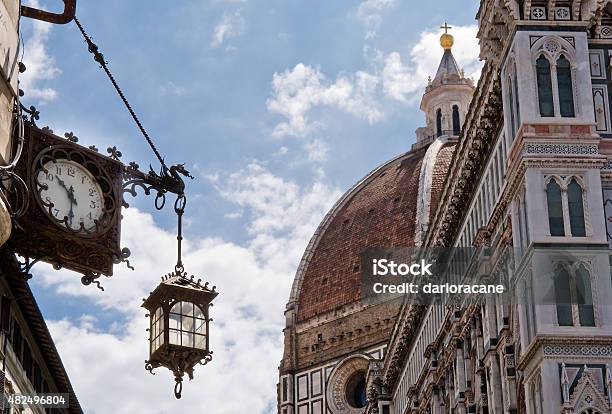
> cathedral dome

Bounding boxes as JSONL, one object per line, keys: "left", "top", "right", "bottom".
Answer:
{"left": 287, "top": 140, "right": 456, "bottom": 323}
{"left": 279, "top": 29, "right": 474, "bottom": 413}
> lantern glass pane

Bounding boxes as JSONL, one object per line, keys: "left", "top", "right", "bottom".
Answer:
{"left": 169, "top": 329, "right": 180, "bottom": 345}
{"left": 169, "top": 313, "right": 180, "bottom": 329}
{"left": 150, "top": 306, "right": 165, "bottom": 353}
{"left": 194, "top": 305, "right": 205, "bottom": 319}
{"left": 182, "top": 302, "right": 194, "bottom": 316}
{"left": 182, "top": 314, "right": 195, "bottom": 332}
{"left": 165, "top": 301, "right": 207, "bottom": 348}
{"left": 195, "top": 334, "right": 206, "bottom": 350}
{"left": 195, "top": 319, "right": 206, "bottom": 335}
{"left": 182, "top": 332, "right": 194, "bottom": 347}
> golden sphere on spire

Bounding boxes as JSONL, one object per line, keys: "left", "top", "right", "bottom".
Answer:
{"left": 439, "top": 22, "right": 454, "bottom": 50}
{"left": 440, "top": 33, "right": 454, "bottom": 50}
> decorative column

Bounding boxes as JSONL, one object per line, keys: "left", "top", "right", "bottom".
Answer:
{"left": 503, "top": 337, "right": 517, "bottom": 413}
{"left": 431, "top": 386, "right": 443, "bottom": 414}
{"left": 454, "top": 341, "right": 467, "bottom": 413}
{"left": 488, "top": 354, "right": 505, "bottom": 414}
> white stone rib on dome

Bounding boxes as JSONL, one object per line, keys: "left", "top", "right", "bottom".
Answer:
{"left": 414, "top": 136, "right": 449, "bottom": 246}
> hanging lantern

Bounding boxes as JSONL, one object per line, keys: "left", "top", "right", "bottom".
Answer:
{"left": 142, "top": 195, "right": 218, "bottom": 398}
{"left": 142, "top": 268, "right": 217, "bottom": 398}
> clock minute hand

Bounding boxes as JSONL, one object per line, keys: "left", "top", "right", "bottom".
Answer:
{"left": 68, "top": 185, "right": 78, "bottom": 206}
{"left": 68, "top": 186, "right": 77, "bottom": 228}
{"left": 68, "top": 201, "right": 74, "bottom": 226}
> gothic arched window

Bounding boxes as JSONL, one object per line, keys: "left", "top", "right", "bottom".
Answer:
{"left": 554, "top": 265, "right": 573, "bottom": 326}
{"left": 567, "top": 178, "right": 586, "bottom": 237}
{"left": 513, "top": 67, "right": 521, "bottom": 125}
{"left": 536, "top": 55, "right": 554, "bottom": 117}
{"left": 546, "top": 179, "right": 565, "bottom": 236}
{"left": 554, "top": 263, "right": 596, "bottom": 327}
{"left": 452, "top": 105, "right": 460, "bottom": 135}
{"left": 531, "top": 377, "right": 543, "bottom": 414}
{"left": 575, "top": 264, "right": 595, "bottom": 326}
{"left": 436, "top": 108, "right": 443, "bottom": 137}
{"left": 557, "top": 55, "right": 575, "bottom": 117}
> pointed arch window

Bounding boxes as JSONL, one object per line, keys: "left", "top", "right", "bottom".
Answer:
{"left": 531, "top": 376, "right": 543, "bottom": 414}
{"left": 536, "top": 55, "right": 554, "bottom": 117}
{"left": 452, "top": 105, "right": 460, "bottom": 135}
{"left": 557, "top": 55, "right": 575, "bottom": 117}
{"left": 508, "top": 76, "right": 517, "bottom": 139}
{"left": 546, "top": 179, "right": 565, "bottom": 236}
{"left": 575, "top": 264, "right": 595, "bottom": 326}
{"left": 554, "top": 265, "right": 573, "bottom": 326}
{"left": 553, "top": 263, "right": 596, "bottom": 327}
{"left": 513, "top": 67, "right": 521, "bottom": 126}
{"left": 505, "top": 62, "right": 521, "bottom": 141}
{"left": 546, "top": 176, "right": 590, "bottom": 238}
{"left": 568, "top": 178, "right": 586, "bottom": 237}
{"left": 436, "top": 108, "right": 443, "bottom": 137}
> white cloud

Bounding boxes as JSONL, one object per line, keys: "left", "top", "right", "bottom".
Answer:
{"left": 304, "top": 138, "right": 329, "bottom": 163}
{"left": 159, "top": 81, "right": 186, "bottom": 97}
{"left": 224, "top": 209, "right": 243, "bottom": 219}
{"left": 274, "top": 146, "right": 289, "bottom": 156}
{"left": 267, "top": 63, "right": 383, "bottom": 138}
{"left": 36, "top": 163, "right": 341, "bottom": 414}
{"left": 267, "top": 25, "right": 481, "bottom": 138}
{"left": 211, "top": 9, "right": 246, "bottom": 48}
{"left": 267, "top": 26, "right": 482, "bottom": 138}
{"left": 381, "top": 25, "right": 482, "bottom": 103}
{"left": 20, "top": 1, "right": 61, "bottom": 103}
{"left": 356, "top": 0, "right": 397, "bottom": 39}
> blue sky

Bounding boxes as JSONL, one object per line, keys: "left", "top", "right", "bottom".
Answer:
{"left": 20, "top": 0, "right": 481, "bottom": 412}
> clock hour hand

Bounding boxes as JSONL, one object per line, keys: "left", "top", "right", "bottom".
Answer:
{"left": 55, "top": 175, "right": 78, "bottom": 206}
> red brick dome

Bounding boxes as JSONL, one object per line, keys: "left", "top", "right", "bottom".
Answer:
{"left": 287, "top": 141, "right": 456, "bottom": 322}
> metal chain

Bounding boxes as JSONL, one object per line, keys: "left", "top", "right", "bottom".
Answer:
{"left": 73, "top": 16, "right": 169, "bottom": 171}
{"left": 174, "top": 194, "right": 187, "bottom": 273}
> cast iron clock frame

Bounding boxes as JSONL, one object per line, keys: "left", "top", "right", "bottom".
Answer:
{"left": 6, "top": 120, "right": 127, "bottom": 283}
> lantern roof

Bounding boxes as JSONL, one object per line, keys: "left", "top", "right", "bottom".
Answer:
{"left": 142, "top": 271, "right": 218, "bottom": 310}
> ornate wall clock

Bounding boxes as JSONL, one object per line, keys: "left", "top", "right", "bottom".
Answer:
{"left": 6, "top": 121, "right": 128, "bottom": 285}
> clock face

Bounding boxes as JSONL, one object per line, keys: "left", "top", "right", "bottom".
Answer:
{"left": 36, "top": 159, "right": 105, "bottom": 232}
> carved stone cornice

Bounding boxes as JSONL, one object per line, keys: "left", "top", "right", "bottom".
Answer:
{"left": 477, "top": 0, "right": 515, "bottom": 64}
{"left": 381, "top": 305, "right": 427, "bottom": 390}
{"left": 516, "top": 335, "right": 612, "bottom": 371}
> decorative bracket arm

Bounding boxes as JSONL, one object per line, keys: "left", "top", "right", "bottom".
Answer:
{"left": 21, "top": 0, "right": 77, "bottom": 24}
{"left": 122, "top": 162, "right": 194, "bottom": 210}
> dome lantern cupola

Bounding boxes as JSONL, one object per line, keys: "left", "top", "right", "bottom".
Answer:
{"left": 416, "top": 22, "right": 475, "bottom": 143}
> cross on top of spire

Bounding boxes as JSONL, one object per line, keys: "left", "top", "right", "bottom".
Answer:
{"left": 439, "top": 22, "right": 454, "bottom": 50}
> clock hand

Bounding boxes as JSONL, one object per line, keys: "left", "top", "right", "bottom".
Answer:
{"left": 55, "top": 175, "right": 78, "bottom": 206}
{"left": 68, "top": 185, "right": 78, "bottom": 206}
{"left": 56, "top": 175, "right": 69, "bottom": 192}
{"left": 68, "top": 203, "right": 74, "bottom": 226}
